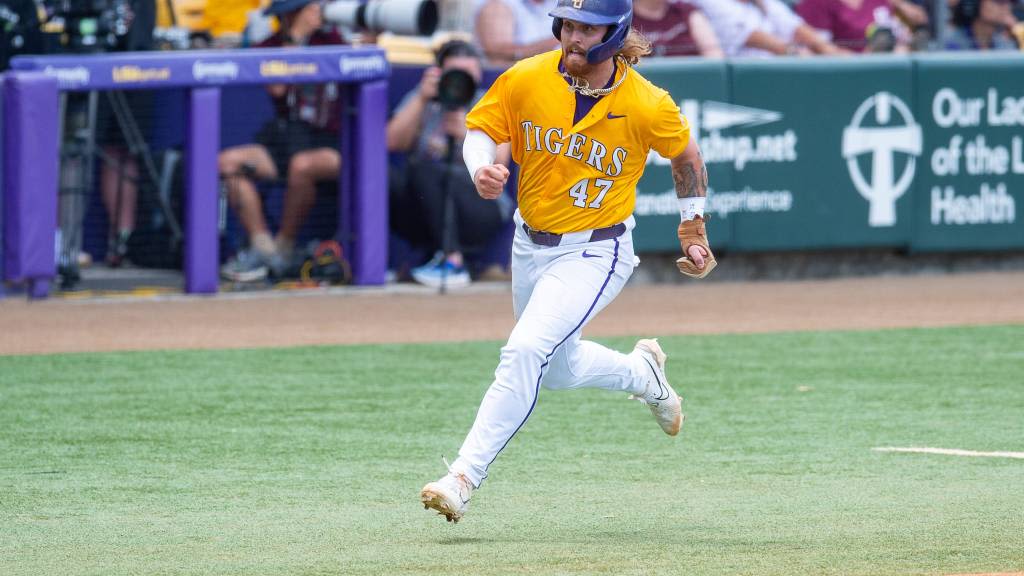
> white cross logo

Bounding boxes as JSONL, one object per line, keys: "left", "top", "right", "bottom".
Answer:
{"left": 841, "top": 92, "right": 922, "bottom": 227}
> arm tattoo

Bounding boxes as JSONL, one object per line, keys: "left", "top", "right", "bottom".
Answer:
{"left": 673, "top": 154, "right": 708, "bottom": 199}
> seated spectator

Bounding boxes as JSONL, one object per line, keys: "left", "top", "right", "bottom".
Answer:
{"left": 386, "top": 40, "right": 513, "bottom": 288}
{"left": 692, "top": 0, "right": 848, "bottom": 56}
{"left": 202, "top": 0, "right": 268, "bottom": 45}
{"left": 945, "top": 0, "right": 1021, "bottom": 50}
{"left": 632, "top": 0, "right": 725, "bottom": 57}
{"left": 475, "top": 0, "right": 561, "bottom": 66}
{"left": 795, "top": 0, "right": 930, "bottom": 52}
{"left": 218, "top": 0, "right": 344, "bottom": 282}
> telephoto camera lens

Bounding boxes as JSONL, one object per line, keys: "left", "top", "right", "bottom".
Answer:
{"left": 436, "top": 68, "right": 476, "bottom": 111}
{"left": 323, "top": 0, "right": 438, "bottom": 36}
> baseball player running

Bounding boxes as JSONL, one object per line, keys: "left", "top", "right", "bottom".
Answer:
{"left": 421, "top": 0, "right": 715, "bottom": 523}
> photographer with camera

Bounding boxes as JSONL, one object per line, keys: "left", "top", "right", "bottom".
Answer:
{"left": 387, "top": 39, "right": 512, "bottom": 288}
{"left": 218, "top": 0, "right": 347, "bottom": 282}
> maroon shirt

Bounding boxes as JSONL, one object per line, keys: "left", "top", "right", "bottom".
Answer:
{"left": 633, "top": 1, "right": 701, "bottom": 57}
{"left": 258, "top": 29, "right": 345, "bottom": 131}
{"left": 796, "top": 0, "right": 898, "bottom": 52}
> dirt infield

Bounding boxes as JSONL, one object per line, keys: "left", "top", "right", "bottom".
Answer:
{"left": 2, "top": 271, "right": 1023, "bottom": 356}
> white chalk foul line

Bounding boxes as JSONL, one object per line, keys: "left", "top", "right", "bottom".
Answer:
{"left": 873, "top": 447, "right": 1024, "bottom": 459}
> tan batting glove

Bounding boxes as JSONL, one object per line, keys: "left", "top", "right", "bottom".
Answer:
{"left": 676, "top": 216, "right": 716, "bottom": 279}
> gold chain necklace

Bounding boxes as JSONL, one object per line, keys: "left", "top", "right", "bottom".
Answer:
{"left": 562, "top": 58, "right": 629, "bottom": 98}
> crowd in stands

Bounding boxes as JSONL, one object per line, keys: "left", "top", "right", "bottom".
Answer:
{"left": 3, "top": 0, "right": 1022, "bottom": 289}
{"left": 178, "top": 0, "right": 1024, "bottom": 56}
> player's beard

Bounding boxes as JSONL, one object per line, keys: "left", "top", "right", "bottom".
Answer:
{"left": 562, "top": 45, "right": 594, "bottom": 78}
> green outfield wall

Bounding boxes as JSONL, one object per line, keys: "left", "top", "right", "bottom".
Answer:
{"left": 633, "top": 54, "right": 1024, "bottom": 253}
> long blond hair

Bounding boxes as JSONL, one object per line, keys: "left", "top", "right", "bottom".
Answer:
{"left": 617, "top": 28, "right": 652, "bottom": 66}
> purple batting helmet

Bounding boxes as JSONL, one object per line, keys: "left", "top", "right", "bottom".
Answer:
{"left": 549, "top": 0, "right": 633, "bottom": 64}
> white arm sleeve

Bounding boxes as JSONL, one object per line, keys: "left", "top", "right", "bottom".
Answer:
{"left": 463, "top": 129, "right": 498, "bottom": 181}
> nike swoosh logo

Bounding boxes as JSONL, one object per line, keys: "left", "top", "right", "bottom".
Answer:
{"left": 607, "top": 113, "right": 626, "bottom": 120}
{"left": 642, "top": 356, "right": 670, "bottom": 401}
{"left": 582, "top": 250, "right": 601, "bottom": 259}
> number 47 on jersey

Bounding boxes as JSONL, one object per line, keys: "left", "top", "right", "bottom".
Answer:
{"left": 569, "top": 178, "right": 614, "bottom": 209}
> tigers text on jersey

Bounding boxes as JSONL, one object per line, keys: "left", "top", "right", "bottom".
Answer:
{"left": 466, "top": 50, "right": 691, "bottom": 234}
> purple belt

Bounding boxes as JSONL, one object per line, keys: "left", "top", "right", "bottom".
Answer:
{"left": 522, "top": 222, "right": 627, "bottom": 247}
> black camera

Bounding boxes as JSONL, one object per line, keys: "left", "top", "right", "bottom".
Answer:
{"left": 436, "top": 68, "right": 476, "bottom": 111}
{"left": 42, "top": 0, "right": 136, "bottom": 53}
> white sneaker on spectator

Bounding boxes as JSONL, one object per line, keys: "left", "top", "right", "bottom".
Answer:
{"left": 411, "top": 253, "right": 471, "bottom": 288}
{"left": 221, "top": 249, "right": 269, "bottom": 282}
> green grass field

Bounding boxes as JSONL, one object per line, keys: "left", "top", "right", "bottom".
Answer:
{"left": 2, "top": 325, "right": 1023, "bottom": 576}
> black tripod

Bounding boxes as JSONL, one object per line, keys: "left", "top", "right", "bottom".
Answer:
{"left": 431, "top": 66, "right": 479, "bottom": 294}
{"left": 437, "top": 134, "right": 460, "bottom": 295}
{"left": 56, "top": 89, "right": 182, "bottom": 288}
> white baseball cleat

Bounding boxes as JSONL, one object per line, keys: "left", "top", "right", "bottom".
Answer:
{"left": 420, "top": 467, "right": 474, "bottom": 523}
{"left": 631, "top": 338, "right": 684, "bottom": 436}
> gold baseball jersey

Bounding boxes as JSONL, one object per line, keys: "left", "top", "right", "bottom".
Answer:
{"left": 466, "top": 50, "right": 691, "bottom": 234}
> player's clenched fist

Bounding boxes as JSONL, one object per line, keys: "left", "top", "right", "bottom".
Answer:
{"left": 474, "top": 164, "right": 509, "bottom": 200}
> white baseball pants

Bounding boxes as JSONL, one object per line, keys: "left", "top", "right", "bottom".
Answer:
{"left": 451, "top": 212, "right": 650, "bottom": 487}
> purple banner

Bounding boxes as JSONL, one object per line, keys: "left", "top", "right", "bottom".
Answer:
{"left": 3, "top": 73, "right": 59, "bottom": 290}
{"left": 10, "top": 46, "right": 389, "bottom": 91}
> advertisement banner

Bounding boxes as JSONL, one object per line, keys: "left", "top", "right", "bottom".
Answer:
{"left": 634, "top": 59, "right": 732, "bottom": 252}
{"left": 11, "top": 46, "right": 390, "bottom": 91}
{"left": 913, "top": 55, "right": 1024, "bottom": 251}
{"left": 727, "top": 58, "right": 916, "bottom": 251}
